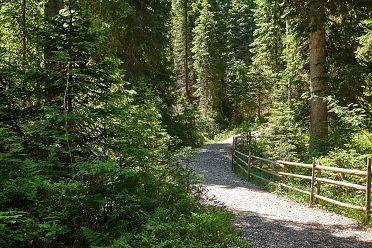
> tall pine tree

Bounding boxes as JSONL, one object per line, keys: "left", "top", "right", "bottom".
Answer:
{"left": 172, "top": 0, "right": 196, "bottom": 103}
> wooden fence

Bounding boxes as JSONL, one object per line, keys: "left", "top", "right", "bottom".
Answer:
{"left": 232, "top": 135, "right": 372, "bottom": 223}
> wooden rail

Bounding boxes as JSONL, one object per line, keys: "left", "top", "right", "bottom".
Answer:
{"left": 231, "top": 135, "right": 372, "bottom": 223}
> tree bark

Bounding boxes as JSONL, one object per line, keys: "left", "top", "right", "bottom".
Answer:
{"left": 44, "top": 0, "right": 63, "bottom": 68}
{"left": 309, "top": 0, "right": 327, "bottom": 154}
{"left": 45, "top": 0, "right": 63, "bottom": 18}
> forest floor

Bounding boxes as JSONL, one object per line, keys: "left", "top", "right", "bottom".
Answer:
{"left": 188, "top": 137, "right": 372, "bottom": 248}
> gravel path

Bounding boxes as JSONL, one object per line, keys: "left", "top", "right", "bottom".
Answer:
{"left": 189, "top": 137, "right": 372, "bottom": 248}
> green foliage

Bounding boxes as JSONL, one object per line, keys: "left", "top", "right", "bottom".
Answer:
{"left": 222, "top": 0, "right": 255, "bottom": 125}
{"left": 249, "top": 0, "right": 372, "bottom": 157}
{"left": 252, "top": 103, "right": 308, "bottom": 161}
{"left": 79, "top": 0, "right": 186, "bottom": 150}
{"left": 167, "top": 100, "right": 206, "bottom": 148}
{"left": 248, "top": 0, "right": 285, "bottom": 120}
{"left": 327, "top": 96, "right": 371, "bottom": 150}
{"left": 0, "top": 0, "right": 43, "bottom": 66}
{"left": 171, "top": 0, "right": 197, "bottom": 102}
{"left": 225, "top": 60, "right": 254, "bottom": 124}
{"left": 356, "top": 20, "right": 372, "bottom": 65}
{"left": 226, "top": 0, "right": 255, "bottom": 62}
{"left": 251, "top": 0, "right": 284, "bottom": 77}
{"left": 325, "top": 6, "right": 370, "bottom": 109}
{"left": 0, "top": 1, "right": 245, "bottom": 247}
{"left": 320, "top": 148, "right": 367, "bottom": 171}
{"left": 317, "top": 144, "right": 370, "bottom": 221}
{"left": 192, "top": 0, "right": 219, "bottom": 121}
{"left": 105, "top": 205, "right": 246, "bottom": 248}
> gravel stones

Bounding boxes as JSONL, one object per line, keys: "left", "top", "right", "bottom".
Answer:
{"left": 189, "top": 137, "right": 372, "bottom": 248}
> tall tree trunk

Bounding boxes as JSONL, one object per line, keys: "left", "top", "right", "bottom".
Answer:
{"left": 45, "top": 0, "right": 63, "bottom": 18}
{"left": 309, "top": 0, "right": 327, "bottom": 154}
{"left": 44, "top": 0, "right": 63, "bottom": 68}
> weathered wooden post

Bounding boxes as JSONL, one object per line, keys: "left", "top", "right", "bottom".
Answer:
{"left": 310, "top": 158, "right": 316, "bottom": 206}
{"left": 247, "top": 152, "right": 252, "bottom": 181}
{"left": 365, "top": 158, "right": 371, "bottom": 223}
{"left": 231, "top": 137, "right": 236, "bottom": 170}
{"left": 280, "top": 163, "right": 288, "bottom": 191}
{"left": 315, "top": 163, "right": 321, "bottom": 204}
{"left": 248, "top": 131, "right": 252, "bottom": 148}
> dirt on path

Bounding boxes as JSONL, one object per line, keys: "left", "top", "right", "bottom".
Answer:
{"left": 189, "top": 137, "right": 372, "bottom": 248}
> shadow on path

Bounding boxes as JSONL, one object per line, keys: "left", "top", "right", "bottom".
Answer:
{"left": 235, "top": 210, "right": 372, "bottom": 248}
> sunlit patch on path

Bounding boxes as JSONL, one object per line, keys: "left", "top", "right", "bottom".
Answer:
{"left": 189, "top": 137, "right": 372, "bottom": 248}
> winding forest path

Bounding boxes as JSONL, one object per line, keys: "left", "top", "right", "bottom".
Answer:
{"left": 189, "top": 137, "right": 372, "bottom": 248}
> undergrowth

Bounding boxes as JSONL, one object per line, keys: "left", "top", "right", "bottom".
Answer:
{"left": 0, "top": 3, "right": 247, "bottom": 246}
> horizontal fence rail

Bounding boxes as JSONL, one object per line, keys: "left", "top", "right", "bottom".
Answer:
{"left": 231, "top": 135, "right": 372, "bottom": 223}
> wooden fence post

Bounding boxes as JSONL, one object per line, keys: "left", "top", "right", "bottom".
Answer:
{"left": 248, "top": 131, "right": 252, "bottom": 148}
{"left": 231, "top": 137, "right": 236, "bottom": 170}
{"left": 366, "top": 158, "right": 371, "bottom": 223}
{"left": 247, "top": 152, "right": 251, "bottom": 181}
{"left": 310, "top": 158, "right": 316, "bottom": 206}
{"left": 315, "top": 164, "right": 321, "bottom": 204}
{"left": 280, "top": 164, "right": 288, "bottom": 191}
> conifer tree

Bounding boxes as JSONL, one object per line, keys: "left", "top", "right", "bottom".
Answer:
{"left": 226, "top": 0, "right": 255, "bottom": 63}
{"left": 307, "top": 0, "right": 327, "bottom": 154}
{"left": 250, "top": 0, "right": 284, "bottom": 118}
{"left": 282, "top": 0, "right": 371, "bottom": 153}
{"left": 78, "top": 0, "right": 179, "bottom": 142}
{"left": 224, "top": 0, "right": 255, "bottom": 124}
{"left": 171, "top": 0, "right": 196, "bottom": 103}
{"left": 282, "top": 20, "right": 306, "bottom": 108}
{"left": 0, "top": 0, "right": 254, "bottom": 247}
{"left": 192, "top": 0, "right": 229, "bottom": 128}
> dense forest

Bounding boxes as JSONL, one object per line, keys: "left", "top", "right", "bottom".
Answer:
{"left": 0, "top": 0, "right": 371, "bottom": 247}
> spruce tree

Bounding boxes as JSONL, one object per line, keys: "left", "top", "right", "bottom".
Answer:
{"left": 250, "top": 0, "right": 284, "bottom": 118}
{"left": 192, "top": 0, "right": 229, "bottom": 129}
{"left": 1, "top": 1, "right": 171, "bottom": 245}
{"left": 282, "top": 0, "right": 372, "bottom": 153}
{"left": 226, "top": 0, "right": 255, "bottom": 63}
{"left": 225, "top": 0, "right": 255, "bottom": 124}
{"left": 171, "top": 0, "right": 196, "bottom": 103}
{"left": 308, "top": 0, "right": 327, "bottom": 154}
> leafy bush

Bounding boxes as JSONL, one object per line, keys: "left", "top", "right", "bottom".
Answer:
{"left": 1, "top": 151, "right": 245, "bottom": 247}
